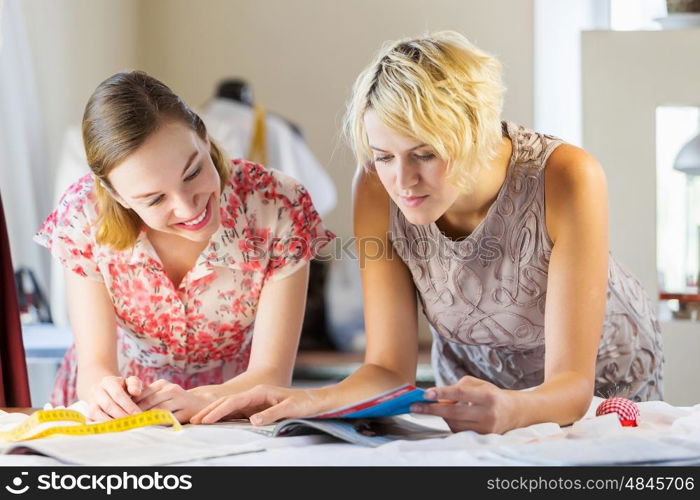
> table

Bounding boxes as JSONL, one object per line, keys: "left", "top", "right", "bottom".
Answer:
{"left": 2, "top": 398, "right": 700, "bottom": 467}
{"left": 659, "top": 290, "right": 700, "bottom": 321}
{"left": 0, "top": 408, "right": 36, "bottom": 415}
{"left": 21, "top": 323, "right": 73, "bottom": 406}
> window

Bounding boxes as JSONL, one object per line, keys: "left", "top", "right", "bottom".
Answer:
{"left": 610, "top": 0, "right": 667, "bottom": 30}
{"left": 656, "top": 106, "right": 700, "bottom": 320}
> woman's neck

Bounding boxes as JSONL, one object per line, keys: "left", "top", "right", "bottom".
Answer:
{"left": 146, "top": 229, "right": 210, "bottom": 288}
{"left": 147, "top": 229, "right": 209, "bottom": 263}
{"left": 436, "top": 136, "right": 513, "bottom": 239}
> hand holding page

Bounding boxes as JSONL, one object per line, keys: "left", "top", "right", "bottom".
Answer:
{"left": 313, "top": 383, "right": 437, "bottom": 419}
{"left": 259, "top": 384, "right": 447, "bottom": 447}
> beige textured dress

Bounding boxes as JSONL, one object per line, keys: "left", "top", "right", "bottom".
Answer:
{"left": 389, "top": 122, "right": 664, "bottom": 401}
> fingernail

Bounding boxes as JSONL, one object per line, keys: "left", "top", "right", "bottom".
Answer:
{"left": 250, "top": 416, "right": 261, "bottom": 425}
{"left": 425, "top": 390, "right": 437, "bottom": 400}
{"left": 411, "top": 404, "right": 423, "bottom": 413}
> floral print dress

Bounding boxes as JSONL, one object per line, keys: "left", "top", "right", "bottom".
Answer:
{"left": 35, "top": 159, "right": 335, "bottom": 405}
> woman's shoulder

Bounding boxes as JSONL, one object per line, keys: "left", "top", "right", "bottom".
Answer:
{"left": 227, "top": 158, "right": 275, "bottom": 185}
{"left": 34, "top": 173, "right": 103, "bottom": 273}
{"left": 220, "top": 158, "right": 319, "bottom": 227}
{"left": 505, "top": 121, "right": 562, "bottom": 144}
{"left": 543, "top": 144, "right": 607, "bottom": 243}
{"left": 545, "top": 144, "right": 605, "bottom": 189}
{"left": 47, "top": 173, "right": 99, "bottom": 226}
{"left": 226, "top": 158, "right": 305, "bottom": 200}
{"left": 352, "top": 167, "right": 388, "bottom": 208}
{"left": 352, "top": 167, "right": 391, "bottom": 237}
{"left": 504, "top": 121, "right": 566, "bottom": 167}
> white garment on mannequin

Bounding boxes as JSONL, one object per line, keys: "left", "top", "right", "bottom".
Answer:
{"left": 199, "top": 98, "right": 337, "bottom": 217}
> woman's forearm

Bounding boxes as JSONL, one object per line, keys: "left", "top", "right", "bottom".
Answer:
{"left": 309, "top": 363, "right": 412, "bottom": 413}
{"left": 75, "top": 364, "right": 121, "bottom": 401}
{"left": 212, "top": 367, "right": 297, "bottom": 399}
{"left": 211, "top": 362, "right": 410, "bottom": 413}
{"left": 509, "top": 371, "right": 594, "bottom": 428}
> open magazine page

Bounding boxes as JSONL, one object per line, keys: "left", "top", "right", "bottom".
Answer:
{"left": 268, "top": 385, "right": 449, "bottom": 447}
{"left": 313, "top": 384, "right": 436, "bottom": 419}
{"left": 272, "top": 414, "right": 451, "bottom": 447}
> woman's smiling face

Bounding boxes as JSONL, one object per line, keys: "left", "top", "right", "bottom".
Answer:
{"left": 107, "top": 120, "right": 222, "bottom": 243}
{"left": 364, "top": 109, "right": 460, "bottom": 226}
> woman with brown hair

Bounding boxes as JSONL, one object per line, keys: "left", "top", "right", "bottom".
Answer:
{"left": 35, "top": 71, "right": 334, "bottom": 422}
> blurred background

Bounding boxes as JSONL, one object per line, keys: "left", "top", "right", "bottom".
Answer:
{"left": 2, "top": 0, "right": 700, "bottom": 407}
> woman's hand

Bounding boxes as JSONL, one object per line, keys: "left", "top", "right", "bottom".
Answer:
{"left": 411, "top": 376, "right": 520, "bottom": 434}
{"left": 134, "top": 380, "right": 219, "bottom": 423}
{"left": 87, "top": 375, "right": 143, "bottom": 421}
{"left": 190, "top": 385, "right": 325, "bottom": 425}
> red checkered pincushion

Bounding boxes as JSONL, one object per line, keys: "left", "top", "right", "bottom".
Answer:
{"left": 596, "top": 397, "right": 640, "bottom": 427}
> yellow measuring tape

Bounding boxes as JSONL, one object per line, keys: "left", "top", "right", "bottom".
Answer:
{"left": 0, "top": 409, "right": 181, "bottom": 443}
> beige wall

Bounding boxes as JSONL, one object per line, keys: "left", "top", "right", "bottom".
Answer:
{"left": 582, "top": 30, "right": 700, "bottom": 406}
{"left": 137, "top": 0, "right": 535, "bottom": 239}
{"left": 23, "top": 0, "right": 535, "bottom": 238}
{"left": 21, "top": 0, "right": 141, "bottom": 193}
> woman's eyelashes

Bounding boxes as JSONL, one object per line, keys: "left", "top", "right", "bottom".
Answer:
{"left": 146, "top": 165, "right": 203, "bottom": 206}
{"left": 148, "top": 195, "right": 164, "bottom": 207}
{"left": 184, "top": 165, "right": 202, "bottom": 182}
{"left": 374, "top": 152, "right": 436, "bottom": 164}
{"left": 414, "top": 152, "right": 436, "bottom": 161}
{"left": 374, "top": 155, "right": 393, "bottom": 164}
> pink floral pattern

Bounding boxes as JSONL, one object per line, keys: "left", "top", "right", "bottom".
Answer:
{"left": 35, "top": 159, "right": 335, "bottom": 406}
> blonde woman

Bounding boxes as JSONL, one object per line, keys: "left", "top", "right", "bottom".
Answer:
{"left": 35, "top": 71, "right": 334, "bottom": 422}
{"left": 193, "top": 31, "right": 663, "bottom": 434}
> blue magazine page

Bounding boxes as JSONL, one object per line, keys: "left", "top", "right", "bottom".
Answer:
{"left": 314, "top": 384, "right": 436, "bottom": 419}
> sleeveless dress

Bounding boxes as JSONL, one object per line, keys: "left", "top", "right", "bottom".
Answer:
{"left": 389, "top": 122, "right": 664, "bottom": 401}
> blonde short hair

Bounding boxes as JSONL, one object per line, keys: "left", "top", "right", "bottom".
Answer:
{"left": 344, "top": 31, "right": 505, "bottom": 192}
{"left": 83, "top": 71, "right": 230, "bottom": 251}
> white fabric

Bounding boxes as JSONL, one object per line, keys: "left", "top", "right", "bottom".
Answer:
{"left": 3, "top": 397, "right": 700, "bottom": 466}
{"left": 0, "top": 0, "right": 50, "bottom": 290}
{"left": 199, "top": 98, "right": 337, "bottom": 217}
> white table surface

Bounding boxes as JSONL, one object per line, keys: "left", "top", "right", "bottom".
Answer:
{"left": 2, "top": 398, "right": 700, "bottom": 467}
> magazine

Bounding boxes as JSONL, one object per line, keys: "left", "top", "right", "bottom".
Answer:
{"left": 270, "top": 415, "right": 450, "bottom": 447}
{"left": 313, "top": 383, "right": 434, "bottom": 419}
{"left": 268, "top": 384, "right": 449, "bottom": 447}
